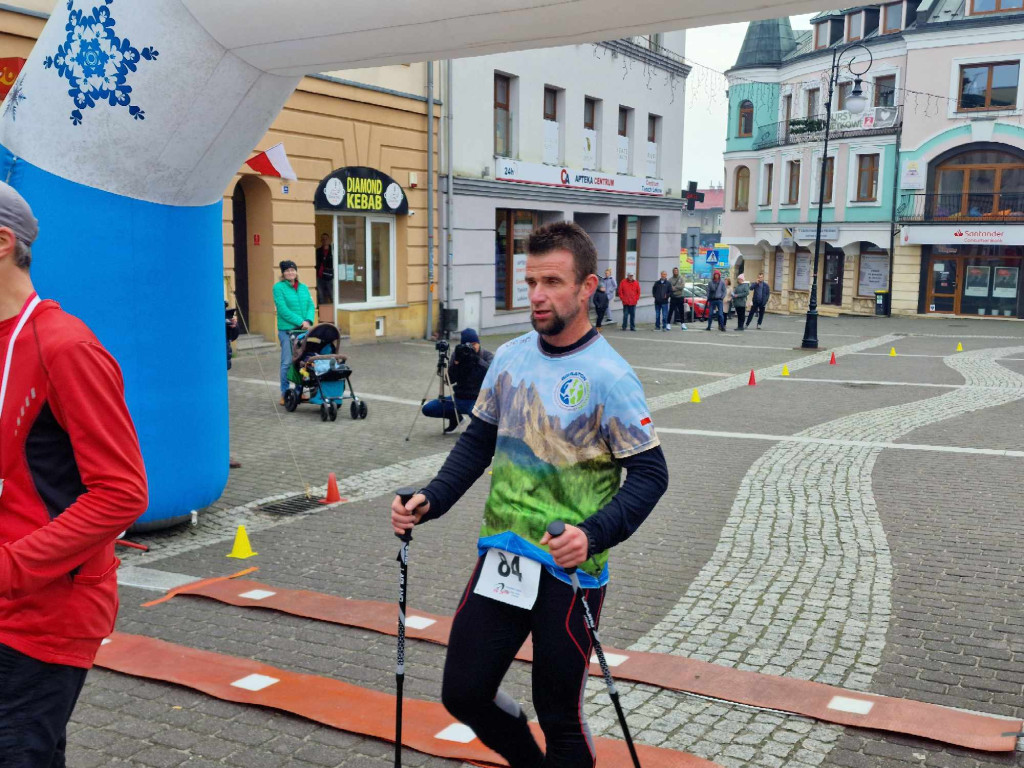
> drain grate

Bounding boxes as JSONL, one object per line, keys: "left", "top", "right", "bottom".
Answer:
{"left": 256, "top": 494, "right": 324, "bottom": 516}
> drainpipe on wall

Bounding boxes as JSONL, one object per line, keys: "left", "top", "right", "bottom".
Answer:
{"left": 445, "top": 59, "right": 454, "bottom": 329}
{"left": 887, "top": 123, "right": 902, "bottom": 318}
{"left": 426, "top": 61, "right": 435, "bottom": 339}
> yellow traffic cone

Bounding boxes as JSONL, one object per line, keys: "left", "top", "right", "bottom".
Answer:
{"left": 956, "top": 342, "right": 963, "bottom": 352}
{"left": 227, "top": 525, "right": 257, "bottom": 559}
{"left": 889, "top": 347, "right": 897, "bottom": 357}
{"left": 690, "top": 389, "right": 701, "bottom": 404}
{"left": 781, "top": 365, "right": 790, "bottom": 377}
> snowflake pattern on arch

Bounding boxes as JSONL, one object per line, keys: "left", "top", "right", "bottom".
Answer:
{"left": 42, "top": 0, "right": 158, "bottom": 126}
{"left": 3, "top": 75, "right": 26, "bottom": 122}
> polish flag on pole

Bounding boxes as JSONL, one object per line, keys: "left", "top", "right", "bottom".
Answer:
{"left": 244, "top": 143, "right": 297, "bottom": 180}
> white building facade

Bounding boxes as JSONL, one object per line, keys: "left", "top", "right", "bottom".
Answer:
{"left": 443, "top": 36, "right": 688, "bottom": 332}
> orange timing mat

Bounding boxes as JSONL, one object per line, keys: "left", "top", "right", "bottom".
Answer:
{"left": 96, "top": 632, "right": 720, "bottom": 768}
{"left": 157, "top": 577, "right": 1022, "bottom": 752}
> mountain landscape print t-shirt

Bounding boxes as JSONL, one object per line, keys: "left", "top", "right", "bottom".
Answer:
{"left": 473, "top": 330, "right": 659, "bottom": 587}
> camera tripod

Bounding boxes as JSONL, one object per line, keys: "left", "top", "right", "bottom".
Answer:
{"left": 404, "top": 338, "right": 466, "bottom": 440}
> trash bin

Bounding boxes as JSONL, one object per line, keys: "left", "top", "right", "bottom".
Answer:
{"left": 875, "top": 290, "right": 890, "bottom": 316}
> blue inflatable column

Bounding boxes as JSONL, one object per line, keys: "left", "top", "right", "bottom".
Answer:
{"left": 0, "top": 0, "right": 299, "bottom": 527}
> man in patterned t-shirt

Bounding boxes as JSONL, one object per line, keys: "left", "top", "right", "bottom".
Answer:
{"left": 391, "top": 221, "right": 668, "bottom": 767}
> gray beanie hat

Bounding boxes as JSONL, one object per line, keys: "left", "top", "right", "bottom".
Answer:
{"left": 0, "top": 181, "right": 38, "bottom": 245}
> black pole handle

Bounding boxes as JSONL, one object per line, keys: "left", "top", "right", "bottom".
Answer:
{"left": 545, "top": 520, "right": 576, "bottom": 575}
{"left": 395, "top": 486, "right": 417, "bottom": 543}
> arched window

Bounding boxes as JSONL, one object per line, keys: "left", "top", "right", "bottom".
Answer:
{"left": 737, "top": 100, "right": 754, "bottom": 137}
{"left": 734, "top": 166, "right": 750, "bottom": 210}
{"left": 933, "top": 147, "right": 1024, "bottom": 219}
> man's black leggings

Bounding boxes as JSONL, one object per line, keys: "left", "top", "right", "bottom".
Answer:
{"left": 0, "top": 643, "right": 88, "bottom": 768}
{"left": 442, "top": 557, "right": 606, "bottom": 768}
{"left": 745, "top": 304, "right": 766, "bottom": 327}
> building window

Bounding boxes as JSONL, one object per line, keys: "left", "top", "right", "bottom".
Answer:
{"left": 329, "top": 214, "right": 396, "bottom": 307}
{"left": 738, "top": 100, "right": 753, "bottom": 137}
{"left": 819, "top": 156, "right": 835, "bottom": 204}
{"left": 647, "top": 114, "right": 657, "bottom": 143}
{"left": 838, "top": 81, "right": 854, "bottom": 111}
{"left": 958, "top": 62, "right": 1020, "bottom": 111}
{"left": 494, "top": 209, "right": 538, "bottom": 310}
{"left": 584, "top": 97, "right": 596, "bottom": 130}
{"left": 882, "top": 2, "right": 903, "bottom": 32}
{"left": 786, "top": 160, "right": 801, "bottom": 204}
{"left": 875, "top": 75, "right": 897, "bottom": 107}
{"left": 971, "top": 0, "right": 1024, "bottom": 14}
{"left": 543, "top": 87, "right": 558, "bottom": 122}
{"left": 856, "top": 154, "right": 880, "bottom": 201}
{"left": 814, "top": 22, "right": 827, "bottom": 49}
{"left": 807, "top": 87, "right": 820, "bottom": 116}
{"left": 763, "top": 162, "right": 774, "bottom": 205}
{"left": 932, "top": 148, "right": 1024, "bottom": 219}
{"left": 617, "top": 107, "right": 631, "bottom": 174}
{"left": 646, "top": 115, "right": 660, "bottom": 177}
{"left": 583, "top": 97, "right": 599, "bottom": 170}
{"left": 847, "top": 12, "right": 863, "bottom": 41}
{"left": 494, "top": 73, "right": 512, "bottom": 156}
{"left": 734, "top": 166, "right": 750, "bottom": 210}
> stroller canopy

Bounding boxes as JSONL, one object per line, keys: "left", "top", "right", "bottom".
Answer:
{"left": 293, "top": 323, "right": 342, "bottom": 362}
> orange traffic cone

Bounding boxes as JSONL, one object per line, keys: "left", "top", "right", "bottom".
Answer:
{"left": 829, "top": 352, "right": 837, "bottom": 365}
{"left": 320, "top": 472, "right": 346, "bottom": 504}
{"left": 748, "top": 369, "right": 757, "bottom": 386}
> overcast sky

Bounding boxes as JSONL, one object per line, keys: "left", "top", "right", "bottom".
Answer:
{"left": 681, "top": 15, "right": 814, "bottom": 189}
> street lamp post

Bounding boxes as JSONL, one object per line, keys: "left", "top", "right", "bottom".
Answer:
{"left": 801, "top": 43, "right": 873, "bottom": 349}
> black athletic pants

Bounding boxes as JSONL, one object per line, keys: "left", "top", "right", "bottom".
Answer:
{"left": 0, "top": 643, "right": 88, "bottom": 768}
{"left": 442, "top": 558, "right": 606, "bottom": 768}
{"left": 735, "top": 306, "right": 746, "bottom": 329}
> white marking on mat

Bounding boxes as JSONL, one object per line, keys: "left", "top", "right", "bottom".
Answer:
{"left": 435, "top": 723, "right": 476, "bottom": 743}
{"left": 593, "top": 652, "right": 629, "bottom": 667}
{"left": 827, "top": 695, "right": 875, "bottom": 715}
{"left": 238, "top": 589, "right": 277, "bottom": 601}
{"left": 230, "top": 674, "right": 279, "bottom": 692}
{"left": 406, "top": 615, "right": 436, "bottom": 629}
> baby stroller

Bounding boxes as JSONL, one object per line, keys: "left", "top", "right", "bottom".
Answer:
{"left": 282, "top": 323, "right": 368, "bottom": 422}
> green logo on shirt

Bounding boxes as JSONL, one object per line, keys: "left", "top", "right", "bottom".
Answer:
{"left": 556, "top": 371, "right": 590, "bottom": 410}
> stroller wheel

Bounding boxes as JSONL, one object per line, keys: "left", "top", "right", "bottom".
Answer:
{"left": 350, "top": 401, "right": 359, "bottom": 420}
{"left": 284, "top": 389, "right": 300, "bottom": 412}
{"left": 328, "top": 402, "right": 338, "bottom": 422}
{"left": 320, "top": 404, "right": 329, "bottom": 422}
{"left": 358, "top": 400, "right": 368, "bottom": 419}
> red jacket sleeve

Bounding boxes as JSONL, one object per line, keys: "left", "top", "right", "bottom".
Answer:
{"left": 0, "top": 341, "right": 148, "bottom": 600}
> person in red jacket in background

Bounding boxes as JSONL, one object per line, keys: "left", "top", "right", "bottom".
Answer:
{"left": 617, "top": 270, "right": 641, "bottom": 331}
{"left": 0, "top": 181, "right": 148, "bottom": 767}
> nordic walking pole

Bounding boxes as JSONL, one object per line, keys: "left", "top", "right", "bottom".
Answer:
{"left": 547, "top": 520, "right": 642, "bottom": 768}
{"left": 394, "top": 487, "right": 418, "bottom": 768}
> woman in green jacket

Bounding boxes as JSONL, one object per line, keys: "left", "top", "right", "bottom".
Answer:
{"left": 732, "top": 274, "right": 751, "bottom": 331}
{"left": 273, "top": 260, "right": 315, "bottom": 402}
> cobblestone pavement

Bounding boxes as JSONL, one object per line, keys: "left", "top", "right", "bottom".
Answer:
{"left": 65, "top": 315, "right": 1024, "bottom": 768}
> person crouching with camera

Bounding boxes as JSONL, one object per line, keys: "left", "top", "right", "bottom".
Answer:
{"left": 422, "top": 328, "right": 493, "bottom": 434}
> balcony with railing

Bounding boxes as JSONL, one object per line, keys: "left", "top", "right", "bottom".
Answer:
{"left": 897, "top": 192, "right": 1024, "bottom": 223}
{"left": 753, "top": 106, "right": 902, "bottom": 151}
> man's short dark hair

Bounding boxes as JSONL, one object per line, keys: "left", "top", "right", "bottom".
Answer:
{"left": 527, "top": 221, "right": 597, "bottom": 286}
{"left": 14, "top": 239, "right": 31, "bottom": 270}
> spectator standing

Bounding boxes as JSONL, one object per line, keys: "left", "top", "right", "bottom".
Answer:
{"left": 704, "top": 270, "right": 726, "bottom": 332}
{"left": 732, "top": 274, "right": 750, "bottom": 331}
{"left": 593, "top": 276, "right": 609, "bottom": 331}
{"left": 315, "top": 233, "right": 334, "bottom": 305}
{"left": 618, "top": 271, "right": 640, "bottom": 331}
{"left": 668, "top": 267, "right": 688, "bottom": 330}
{"left": 723, "top": 277, "right": 733, "bottom": 318}
{"left": 652, "top": 271, "right": 671, "bottom": 331}
{"left": 226, "top": 302, "right": 241, "bottom": 468}
{"left": 600, "top": 268, "right": 617, "bottom": 323}
{"left": 273, "top": 260, "right": 315, "bottom": 404}
{"left": 746, "top": 272, "right": 771, "bottom": 329}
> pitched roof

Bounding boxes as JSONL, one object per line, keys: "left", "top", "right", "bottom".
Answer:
{"left": 695, "top": 188, "right": 725, "bottom": 210}
{"left": 733, "top": 18, "right": 798, "bottom": 69}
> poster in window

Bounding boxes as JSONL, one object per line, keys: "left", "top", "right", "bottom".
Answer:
{"left": 582, "top": 129, "right": 597, "bottom": 168}
{"left": 543, "top": 120, "right": 560, "bottom": 165}
{"left": 794, "top": 252, "right": 811, "bottom": 291}
{"left": 513, "top": 251, "right": 529, "bottom": 307}
{"left": 625, "top": 250, "right": 638, "bottom": 277}
{"left": 858, "top": 253, "right": 889, "bottom": 294}
{"left": 993, "top": 267, "right": 1019, "bottom": 298}
{"left": 616, "top": 135, "right": 630, "bottom": 174}
{"left": 774, "top": 253, "right": 784, "bottom": 290}
{"left": 964, "top": 266, "right": 990, "bottom": 297}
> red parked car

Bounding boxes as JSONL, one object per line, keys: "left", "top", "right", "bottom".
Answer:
{"left": 684, "top": 287, "right": 708, "bottom": 320}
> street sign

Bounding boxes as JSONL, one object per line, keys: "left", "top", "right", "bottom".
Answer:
{"left": 706, "top": 252, "right": 719, "bottom": 265}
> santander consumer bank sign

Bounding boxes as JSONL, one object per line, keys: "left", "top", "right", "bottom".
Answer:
{"left": 902, "top": 225, "right": 1024, "bottom": 246}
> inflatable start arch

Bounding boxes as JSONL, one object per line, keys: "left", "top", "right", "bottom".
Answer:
{"left": 0, "top": 0, "right": 817, "bottom": 526}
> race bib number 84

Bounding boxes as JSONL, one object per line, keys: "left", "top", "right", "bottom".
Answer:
{"left": 473, "top": 548, "right": 541, "bottom": 610}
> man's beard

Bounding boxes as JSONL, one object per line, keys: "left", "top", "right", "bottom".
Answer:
{"left": 531, "top": 301, "right": 580, "bottom": 337}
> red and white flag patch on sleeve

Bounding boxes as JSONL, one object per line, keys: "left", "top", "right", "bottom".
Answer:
{"left": 640, "top": 416, "right": 652, "bottom": 426}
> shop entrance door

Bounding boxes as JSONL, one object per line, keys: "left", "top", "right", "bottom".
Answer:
{"left": 926, "top": 256, "right": 959, "bottom": 313}
{"left": 823, "top": 251, "right": 843, "bottom": 306}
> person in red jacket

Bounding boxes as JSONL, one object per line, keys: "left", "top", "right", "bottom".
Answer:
{"left": 0, "top": 181, "right": 148, "bottom": 766}
{"left": 617, "top": 271, "right": 640, "bottom": 331}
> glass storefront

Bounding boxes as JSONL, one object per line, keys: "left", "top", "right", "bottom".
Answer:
{"left": 924, "top": 245, "right": 1022, "bottom": 317}
{"left": 495, "top": 209, "right": 539, "bottom": 310}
